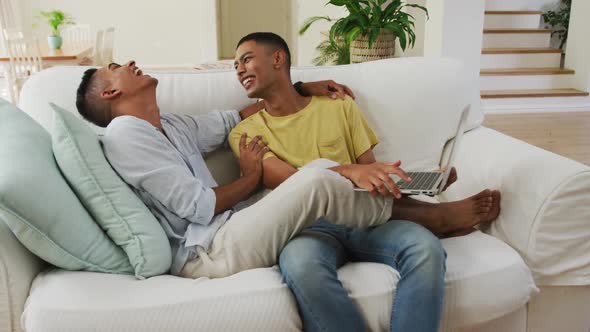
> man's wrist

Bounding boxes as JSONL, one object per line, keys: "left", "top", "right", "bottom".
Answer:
{"left": 243, "top": 171, "right": 262, "bottom": 190}
{"left": 293, "top": 81, "right": 309, "bottom": 97}
{"left": 329, "top": 164, "right": 354, "bottom": 179}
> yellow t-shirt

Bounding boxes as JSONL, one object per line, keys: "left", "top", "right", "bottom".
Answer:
{"left": 228, "top": 96, "right": 379, "bottom": 168}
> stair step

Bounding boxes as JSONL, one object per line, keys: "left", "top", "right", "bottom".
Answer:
{"left": 481, "top": 48, "right": 562, "bottom": 68}
{"left": 483, "top": 32, "right": 550, "bottom": 48}
{"left": 480, "top": 72, "right": 573, "bottom": 90}
{"left": 481, "top": 89, "right": 589, "bottom": 99}
{"left": 484, "top": 11, "right": 542, "bottom": 29}
{"left": 480, "top": 68, "right": 575, "bottom": 76}
{"left": 483, "top": 28, "right": 551, "bottom": 34}
{"left": 482, "top": 48, "right": 562, "bottom": 54}
{"left": 485, "top": 10, "right": 543, "bottom": 15}
{"left": 485, "top": 0, "right": 543, "bottom": 11}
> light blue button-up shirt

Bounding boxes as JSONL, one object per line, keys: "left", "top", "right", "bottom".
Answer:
{"left": 102, "top": 110, "right": 241, "bottom": 275}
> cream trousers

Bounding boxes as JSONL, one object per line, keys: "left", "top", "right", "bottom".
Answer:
{"left": 180, "top": 168, "right": 394, "bottom": 278}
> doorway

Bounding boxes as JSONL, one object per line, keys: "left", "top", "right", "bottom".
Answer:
{"left": 217, "top": 0, "right": 292, "bottom": 60}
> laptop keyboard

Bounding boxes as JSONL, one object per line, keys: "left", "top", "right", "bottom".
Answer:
{"left": 397, "top": 172, "right": 440, "bottom": 190}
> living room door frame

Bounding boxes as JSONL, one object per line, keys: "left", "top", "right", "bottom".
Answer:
{"left": 216, "top": 0, "right": 293, "bottom": 60}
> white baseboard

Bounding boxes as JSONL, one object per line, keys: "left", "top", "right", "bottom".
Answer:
{"left": 482, "top": 96, "right": 590, "bottom": 114}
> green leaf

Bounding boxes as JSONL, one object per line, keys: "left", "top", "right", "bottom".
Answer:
{"left": 383, "top": 0, "right": 402, "bottom": 19}
{"left": 346, "top": 26, "right": 362, "bottom": 44}
{"left": 368, "top": 27, "right": 381, "bottom": 49}
{"left": 403, "top": 4, "right": 429, "bottom": 20}
{"left": 328, "top": 0, "right": 350, "bottom": 7}
{"left": 329, "top": 22, "right": 339, "bottom": 47}
{"left": 385, "top": 22, "right": 406, "bottom": 50}
{"left": 299, "top": 16, "right": 332, "bottom": 35}
{"left": 345, "top": 1, "right": 361, "bottom": 14}
{"left": 398, "top": 31, "right": 407, "bottom": 50}
{"left": 371, "top": 4, "right": 382, "bottom": 22}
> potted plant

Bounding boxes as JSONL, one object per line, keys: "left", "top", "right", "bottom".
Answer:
{"left": 542, "top": 0, "right": 571, "bottom": 67}
{"left": 300, "top": 0, "right": 428, "bottom": 64}
{"left": 34, "top": 10, "right": 75, "bottom": 49}
{"left": 312, "top": 35, "right": 350, "bottom": 65}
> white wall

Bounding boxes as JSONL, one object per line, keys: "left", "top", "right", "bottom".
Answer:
{"left": 565, "top": 0, "right": 590, "bottom": 92}
{"left": 19, "top": 0, "right": 218, "bottom": 65}
{"left": 424, "top": 0, "right": 485, "bottom": 115}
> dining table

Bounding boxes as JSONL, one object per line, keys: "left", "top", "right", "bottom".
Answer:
{"left": 0, "top": 43, "right": 93, "bottom": 67}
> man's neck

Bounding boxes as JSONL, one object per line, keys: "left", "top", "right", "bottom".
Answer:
{"left": 113, "top": 92, "right": 163, "bottom": 130}
{"left": 261, "top": 80, "right": 311, "bottom": 117}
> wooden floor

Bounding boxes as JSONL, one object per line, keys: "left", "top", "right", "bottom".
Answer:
{"left": 483, "top": 112, "right": 590, "bottom": 166}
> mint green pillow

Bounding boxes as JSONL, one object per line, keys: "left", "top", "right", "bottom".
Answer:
{"left": 51, "top": 103, "right": 171, "bottom": 279}
{"left": 0, "top": 98, "right": 133, "bottom": 274}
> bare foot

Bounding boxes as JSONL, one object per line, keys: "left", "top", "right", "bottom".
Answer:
{"left": 483, "top": 190, "right": 501, "bottom": 223}
{"left": 440, "top": 191, "right": 501, "bottom": 238}
{"left": 437, "top": 189, "right": 498, "bottom": 234}
{"left": 441, "top": 167, "right": 458, "bottom": 192}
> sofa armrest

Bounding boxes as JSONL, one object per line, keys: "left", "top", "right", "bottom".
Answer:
{"left": 439, "top": 127, "right": 590, "bottom": 286}
{"left": 0, "top": 218, "right": 46, "bottom": 332}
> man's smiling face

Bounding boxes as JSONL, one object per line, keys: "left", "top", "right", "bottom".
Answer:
{"left": 234, "top": 40, "right": 281, "bottom": 99}
{"left": 96, "top": 60, "right": 158, "bottom": 98}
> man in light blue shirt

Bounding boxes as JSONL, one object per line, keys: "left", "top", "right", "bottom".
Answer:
{"left": 102, "top": 110, "right": 241, "bottom": 275}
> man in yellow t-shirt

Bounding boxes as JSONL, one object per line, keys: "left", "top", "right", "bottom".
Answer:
{"left": 229, "top": 32, "right": 501, "bottom": 332}
{"left": 230, "top": 94, "right": 378, "bottom": 169}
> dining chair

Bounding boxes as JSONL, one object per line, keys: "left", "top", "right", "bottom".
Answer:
{"left": 100, "top": 27, "right": 115, "bottom": 66}
{"left": 3, "top": 38, "right": 43, "bottom": 103}
{"left": 62, "top": 24, "right": 92, "bottom": 49}
{"left": 1, "top": 27, "right": 24, "bottom": 58}
{"left": 2, "top": 27, "right": 24, "bottom": 42}
{"left": 79, "top": 29, "right": 104, "bottom": 66}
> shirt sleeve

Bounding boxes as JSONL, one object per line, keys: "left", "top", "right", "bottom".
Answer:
{"left": 344, "top": 97, "right": 379, "bottom": 159}
{"left": 228, "top": 119, "right": 277, "bottom": 160}
{"left": 182, "top": 110, "right": 241, "bottom": 153}
{"left": 103, "top": 117, "right": 216, "bottom": 226}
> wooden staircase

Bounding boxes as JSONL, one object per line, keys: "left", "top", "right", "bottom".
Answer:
{"left": 480, "top": 9, "right": 589, "bottom": 99}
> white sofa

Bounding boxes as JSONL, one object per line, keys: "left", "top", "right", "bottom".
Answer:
{"left": 2, "top": 58, "right": 589, "bottom": 332}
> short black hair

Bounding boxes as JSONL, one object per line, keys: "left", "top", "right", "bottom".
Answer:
{"left": 76, "top": 68, "right": 112, "bottom": 127}
{"left": 237, "top": 32, "right": 291, "bottom": 68}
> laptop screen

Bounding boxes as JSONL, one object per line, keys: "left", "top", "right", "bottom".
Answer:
{"left": 439, "top": 105, "right": 471, "bottom": 190}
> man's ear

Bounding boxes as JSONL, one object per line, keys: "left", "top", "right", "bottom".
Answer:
{"left": 272, "top": 49, "right": 286, "bottom": 69}
{"left": 100, "top": 88, "right": 122, "bottom": 100}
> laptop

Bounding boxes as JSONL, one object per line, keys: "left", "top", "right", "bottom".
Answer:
{"left": 355, "top": 105, "right": 470, "bottom": 196}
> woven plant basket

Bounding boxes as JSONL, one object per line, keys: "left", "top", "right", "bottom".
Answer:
{"left": 350, "top": 29, "right": 396, "bottom": 64}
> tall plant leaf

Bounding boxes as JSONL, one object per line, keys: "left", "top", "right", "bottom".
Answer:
{"left": 346, "top": 26, "right": 362, "bottom": 44}
{"left": 403, "top": 4, "right": 429, "bottom": 20}
{"left": 368, "top": 26, "right": 381, "bottom": 49}
{"left": 299, "top": 16, "right": 332, "bottom": 35}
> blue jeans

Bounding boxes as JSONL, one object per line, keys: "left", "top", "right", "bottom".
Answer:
{"left": 279, "top": 219, "right": 446, "bottom": 332}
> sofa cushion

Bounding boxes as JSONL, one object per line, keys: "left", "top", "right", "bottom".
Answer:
{"left": 51, "top": 104, "right": 172, "bottom": 278}
{"left": 0, "top": 98, "right": 133, "bottom": 274}
{"left": 22, "top": 231, "right": 537, "bottom": 332}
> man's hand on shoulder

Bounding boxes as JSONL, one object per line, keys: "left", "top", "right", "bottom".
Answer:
{"left": 332, "top": 161, "right": 412, "bottom": 199}
{"left": 300, "top": 80, "right": 356, "bottom": 100}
